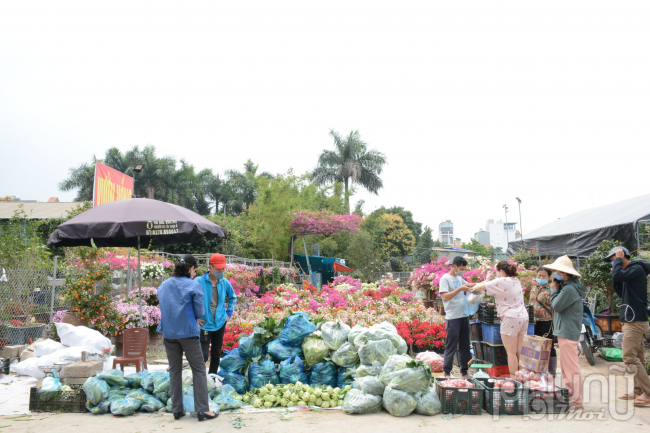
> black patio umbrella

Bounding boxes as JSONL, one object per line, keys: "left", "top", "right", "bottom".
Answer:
{"left": 48, "top": 198, "right": 226, "bottom": 325}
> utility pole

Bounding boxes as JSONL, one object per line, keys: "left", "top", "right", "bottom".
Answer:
{"left": 515, "top": 197, "right": 524, "bottom": 247}
{"left": 503, "top": 204, "right": 509, "bottom": 247}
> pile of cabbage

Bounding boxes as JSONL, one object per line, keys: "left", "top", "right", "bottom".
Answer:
{"left": 245, "top": 382, "right": 350, "bottom": 409}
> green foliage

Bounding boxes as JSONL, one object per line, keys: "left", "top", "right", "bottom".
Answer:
{"left": 389, "top": 257, "right": 409, "bottom": 272}
{"left": 461, "top": 238, "right": 489, "bottom": 256}
{"left": 312, "top": 130, "right": 386, "bottom": 214}
{"left": 580, "top": 239, "right": 626, "bottom": 311}
{"left": 371, "top": 206, "right": 423, "bottom": 242}
{"left": 432, "top": 240, "right": 446, "bottom": 248}
{"left": 374, "top": 214, "right": 416, "bottom": 260}
{"left": 510, "top": 247, "right": 541, "bottom": 269}
{"left": 0, "top": 207, "right": 52, "bottom": 268}
{"left": 345, "top": 232, "right": 386, "bottom": 282}
{"left": 412, "top": 226, "right": 434, "bottom": 267}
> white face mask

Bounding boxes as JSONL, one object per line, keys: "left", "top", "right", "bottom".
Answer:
{"left": 455, "top": 268, "right": 465, "bottom": 277}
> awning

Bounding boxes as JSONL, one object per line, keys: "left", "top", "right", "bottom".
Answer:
{"left": 333, "top": 262, "right": 355, "bottom": 273}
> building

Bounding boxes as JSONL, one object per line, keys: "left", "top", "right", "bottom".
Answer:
{"left": 403, "top": 248, "right": 477, "bottom": 266}
{"left": 486, "top": 219, "right": 517, "bottom": 251}
{"left": 453, "top": 238, "right": 462, "bottom": 248}
{"left": 473, "top": 228, "right": 490, "bottom": 246}
{"left": 0, "top": 201, "right": 82, "bottom": 219}
{"left": 438, "top": 220, "right": 453, "bottom": 245}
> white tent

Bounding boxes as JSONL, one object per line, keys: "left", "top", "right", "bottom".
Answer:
{"left": 508, "top": 193, "right": 650, "bottom": 257}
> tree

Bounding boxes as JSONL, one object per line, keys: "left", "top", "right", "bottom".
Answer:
{"left": 376, "top": 214, "right": 416, "bottom": 260}
{"left": 581, "top": 239, "right": 627, "bottom": 312}
{"left": 488, "top": 246, "right": 504, "bottom": 254}
{"left": 0, "top": 207, "right": 52, "bottom": 268}
{"left": 59, "top": 159, "right": 97, "bottom": 202}
{"left": 371, "top": 206, "right": 423, "bottom": 242}
{"left": 345, "top": 231, "right": 386, "bottom": 282}
{"left": 432, "top": 239, "right": 446, "bottom": 248}
{"left": 413, "top": 226, "right": 434, "bottom": 266}
{"left": 462, "top": 238, "right": 489, "bottom": 256}
{"left": 312, "top": 130, "right": 387, "bottom": 214}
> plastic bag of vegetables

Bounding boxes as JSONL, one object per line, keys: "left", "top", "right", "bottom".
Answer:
{"left": 309, "top": 361, "right": 338, "bottom": 387}
{"left": 414, "top": 387, "right": 442, "bottom": 416}
{"left": 181, "top": 384, "right": 196, "bottom": 412}
{"left": 125, "top": 370, "right": 147, "bottom": 388}
{"left": 239, "top": 333, "right": 265, "bottom": 359}
{"left": 347, "top": 325, "right": 367, "bottom": 349}
{"left": 356, "top": 361, "right": 383, "bottom": 378}
{"left": 248, "top": 358, "right": 280, "bottom": 390}
{"left": 153, "top": 373, "right": 170, "bottom": 394}
{"left": 86, "top": 399, "right": 112, "bottom": 415}
{"left": 110, "top": 397, "right": 142, "bottom": 416}
{"left": 382, "top": 360, "right": 431, "bottom": 394}
{"left": 321, "top": 322, "right": 351, "bottom": 350}
{"left": 353, "top": 376, "right": 385, "bottom": 396}
{"left": 279, "top": 312, "right": 317, "bottom": 347}
{"left": 382, "top": 387, "right": 416, "bottom": 417}
{"left": 182, "top": 369, "right": 194, "bottom": 385}
{"left": 219, "top": 348, "right": 247, "bottom": 373}
{"left": 82, "top": 377, "right": 111, "bottom": 405}
{"left": 140, "top": 396, "right": 165, "bottom": 412}
{"left": 219, "top": 370, "right": 249, "bottom": 394}
{"left": 337, "top": 366, "right": 356, "bottom": 388}
{"left": 190, "top": 401, "right": 220, "bottom": 418}
{"left": 302, "top": 334, "right": 330, "bottom": 367}
{"left": 358, "top": 339, "right": 396, "bottom": 366}
{"left": 38, "top": 374, "right": 62, "bottom": 401}
{"left": 97, "top": 369, "right": 128, "bottom": 387}
{"left": 126, "top": 388, "right": 150, "bottom": 400}
{"left": 155, "top": 391, "right": 170, "bottom": 403}
{"left": 342, "top": 389, "right": 383, "bottom": 415}
{"left": 212, "top": 392, "right": 244, "bottom": 411}
{"left": 331, "top": 342, "right": 359, "bottom": 367}
{"left": 279, "top": 355, "right": 309, "bottom": 384}
{"left": 354, "top": 327, "right": 403, "bottom": 351}
{"left": 378, "top": 355, "right": 412, "bottom": 383}
{"left": 267, "top": 338, "right": 304, "bottom": 362}
{"left": 142, "top": 371, "right": 165, "bottom": 393}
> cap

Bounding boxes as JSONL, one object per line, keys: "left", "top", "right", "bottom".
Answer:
{"left": 209, "top": 253, "right": 227, "bottom": 268}
{"left": 603, "top": 246, "right": 630, "bottom": 263}
{"left": 180, "top": 254, "right": 199, "bottom": 268}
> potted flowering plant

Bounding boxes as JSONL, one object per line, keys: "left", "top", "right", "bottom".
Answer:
{"left": 396, "top": 319, "right": 447, "bottom": 354}
{"left": 407, "top": 258, "right": 451, "bottom": 308}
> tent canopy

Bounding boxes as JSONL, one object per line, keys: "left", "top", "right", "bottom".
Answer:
{"left": 509, "top": 193, "right": 650, "bottom": 257}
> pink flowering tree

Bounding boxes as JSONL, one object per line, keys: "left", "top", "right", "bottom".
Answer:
{"left": 407, "top": 258, "right": 451, "bottom": 294}
{"left": 290, "top": 210, "right": 364, "bottom": 236}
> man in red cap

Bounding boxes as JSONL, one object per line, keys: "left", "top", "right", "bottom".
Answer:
{"left": 196, "top": 253, "right": 237, "bottom": 374}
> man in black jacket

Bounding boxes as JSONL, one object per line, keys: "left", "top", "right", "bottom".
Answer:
{"left": 607, "top": 247, "right": 650, "bottom": 407}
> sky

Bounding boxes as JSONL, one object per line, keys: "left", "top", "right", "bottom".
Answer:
{"left": 1, "top": 0, "right": 649, "bottom": 244}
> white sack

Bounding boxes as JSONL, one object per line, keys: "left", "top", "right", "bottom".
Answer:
{"left": 34, "top": 339, "right": 65, "bottom": 357}
{"left": 55, "top": 323, "right": 112, "bottom": 354}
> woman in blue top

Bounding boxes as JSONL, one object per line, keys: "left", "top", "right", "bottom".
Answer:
{"left": 197, "top": 253, "right": 237, "bottom": 375}
{"left": 157, "top": 254, "right": 217, "bottom": 422}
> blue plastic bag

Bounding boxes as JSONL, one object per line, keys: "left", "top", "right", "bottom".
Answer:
{"left": 181, "top": 384, "right": 195, "bottom": 413}
{"left": 142, "top": 371, "right": 165, "bottom": 393}
{"left": 83, "top": 377, "right": 111, "bottom": 405}
{"left": 309, "top": 361, "right": 337, "bottom": 387}
{"left": 337, "top": 366, "right": 356, "bottom": 388}
{"left": 220, "top": 349, "right": 248, "bottom": 373}
{"left": 279, "top": 355, "right": 309, "bottom": 384}
{"left": 218, "top": 370, "right": 249, "bottom": 394}
{"left": 248, "top": 358, "right": 279, "bottom": 390}
{"left": 97, "top": 369, "right": 128, "bottom": 387}
{"left": 110, "top": 398, "right": 142, "bottom": 416}
{"left": 279, "top": 313, "right": 317, "bottom": 347}
{"left": 125, "top": 370, "right": 148, "bottom": 388}
{"left": 267, "top": 338, "right": 303, "bottom": 362}
{"left": 238, "top": 334, "right": 265, "bottom": 359}
{"left": 38, "top": 372, "right": 62, "bottom": 401}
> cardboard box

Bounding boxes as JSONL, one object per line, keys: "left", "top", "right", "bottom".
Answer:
{"left": 519, "top": 334, "right": 553, "bottom": 372}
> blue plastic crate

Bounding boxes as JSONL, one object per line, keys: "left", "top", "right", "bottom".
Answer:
{"left": 481, "top": 323, "right": 502, "bottom": 345}
{"left": 527, "top": 323, "right": 535, "bottom": 335}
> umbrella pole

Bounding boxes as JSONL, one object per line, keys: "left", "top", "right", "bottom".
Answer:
{"left": 127, "top": 248, "right": 132, "bottom": 291}
{"left": 138, "top": 236, "right": 142, "bottom": 328}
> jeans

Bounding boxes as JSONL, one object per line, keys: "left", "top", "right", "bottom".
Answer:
{"left": 200, "top": 323, "right": 226, "bottom": 375}
{"left": 163, "top": 337, "right": 209, "bottom": 413}
{"left": 443, "top": 317, "right": 470, "bottom": 375}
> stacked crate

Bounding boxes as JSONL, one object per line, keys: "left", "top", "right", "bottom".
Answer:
{"left": 473, "top": 304, "right": 535, "bottom": 377}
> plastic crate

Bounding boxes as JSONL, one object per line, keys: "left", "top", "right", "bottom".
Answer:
{"left": 474, "top": 377, "right": 529, "bottom": 415}
{"left": 435, "top": 378, "right": 484, "bottom": 415}
{"left": 526, "top": 305, "right": 535, "bottom": 323}
{"left": 487, "top": 365, "right": 510, "bottom": 378}
{"left": 478, "top": 303, "right": 500, "bottom": 325}
{"left": 527, "top": 323, "right": 535, "bottom": 335}
{"left": 481, "top": 323, "right": 502, "bottom": 345}
{"left": 528, "top": 387, "right": 570, "bottom": 414}
{"left": 470, "top": 321, "right": 483, "bottom": 342}
{"left": 482, "top": 342, "right": 508, "bottom": 366}
{"left": 471, "top": 341, "right": 484, "bottom": 362}
{"left": 29, "top": 387, "right": 87, "bottom": 413}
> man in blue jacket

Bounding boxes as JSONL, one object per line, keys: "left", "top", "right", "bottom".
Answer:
{"left": 197, "top": 253, "right": 237, "bottom": 375}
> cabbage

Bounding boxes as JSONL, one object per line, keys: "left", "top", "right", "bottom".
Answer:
{"left": 97, "top": 369, "right": 128, "bottom": 387}
{"left": 153, "top": 373, "right": 170, "bottom": 394}
{"left": 382, "top": 359, "right": 431, "bottom": 394}
{"left": 358, "top": 339, "right": 396, "bottom": 366}
{"left": 353, "top": 376, "right": 385, "bottom": 396}
{"left": 356, "top": 361, "right": 383, "bottom": 378}
{"left": 82, "top": 377, "right": 110, "bottom": 405}
{"left": 378, "top": 355, "right": 412, "bottom": 384}
{"left": 382, "top": 387, "right": 416, "bottom": 417}
{"left": 110, "top": 398, "right": 142, "bottom": 416}
{"left": 267, "top": 339, "right": 303, "bottom": 362}
{"left": 342, "top": 389, "right": 382, "bottom": 415}
{"left": 331, "top": 342, "right": 359, "bottom": 367}
{"left": 321, "top": 322, "right": 351, "bottom": 350}
{"left": 354, "top": 326, "right": 402, "bottom": 350}
{"left": 302, "top": 335, "right": 330, "bottom": 367}
{"left": 414, "top": 387, "right": 442, "bottom": 416}
{"left": 348, "top": 325, "right": 367, "bottom": 349}
{"left": 140, "top": 396, "right": 165, "bottom": 412}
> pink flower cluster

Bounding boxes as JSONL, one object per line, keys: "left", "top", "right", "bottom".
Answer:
{"left": 111, "top": 300, "right": 161, "bottom": 330}
{"left": 52, "top": 310, "right": 67, "bottom": 323}
{"left": 330, "top": 275, "right": 362, "bottom": 290}
{"left": 407, "top": 258, "right": 452, "bottom": 292}
{"left": 290, "top": 210, "right": 364, "bottom": 236}
{"left": 67, "top": 247, "right": 172, "bottom": 270}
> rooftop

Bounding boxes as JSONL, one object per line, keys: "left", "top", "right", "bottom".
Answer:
{"left": 0, "top": 202, "right": 83, "bottom": 219}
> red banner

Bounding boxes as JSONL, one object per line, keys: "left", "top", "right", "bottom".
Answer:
{"left": 93, "top": 162, "right": 134, "bottom": 207}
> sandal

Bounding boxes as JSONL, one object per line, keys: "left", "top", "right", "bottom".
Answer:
{"left": 633, "top": 396, "right": 650, "bottom": 407}
{"left": 619, "top": 393, "right": 639, "bottom": 400}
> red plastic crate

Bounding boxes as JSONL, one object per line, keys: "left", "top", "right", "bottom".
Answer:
{"left": 487, "top": 365, "right": 510, "bottom": 378}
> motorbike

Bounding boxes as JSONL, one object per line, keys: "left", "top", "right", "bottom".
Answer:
{"left": 578, "top": 289, "right": 606, "bottom": 366}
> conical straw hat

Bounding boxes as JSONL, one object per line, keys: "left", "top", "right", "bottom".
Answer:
{"left": 544, "top": 255, "right": 581, "bottom": 278}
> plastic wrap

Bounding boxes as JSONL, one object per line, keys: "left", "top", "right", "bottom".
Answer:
{"left": 218, "top": 370, "right": 249, "bottom": 394}
{"left": 248, "top": 358, "right": 280, "bottom": 390}
{"left": 415, "top": 352, "right": 444, "bottom": 373}
{"left": 97, "top": 369, "right": 128, "bottom": 387}
{"left": 301, "top": 335, "right": 330, "bottom": 367}
{"left": 126, "top": 388, "right": 150, "bottom": 400}
{"left": 378, "top": 355, "right": 412, "bottom": 384}
{"left": 125, "top": 370, "right": 147, "bottom": 388}
{"left": 267, "top": 338, "right": 304, "bottom": 362}
{"left": 347, "top": 325, "right": 367, "bottom": 349}
{"left": 212, "top": 393, "right": 244, "bottom": 411}
{"left": 153, "top": 373, "right": 170, "bottom": 394}
{"left": 142, "top": 371, "right": 165, "bottom": 393}
{"left": 358, "top": 339, "right": 396, "bottom": 366}
{"left": 356, "top": 361, "right": 383, "bottom": 378}
{"left": 220, "top": 348, "right": 248, "bottom": 373}
{"left": 337, "top": 366, "right": 356, "bottom": 388}
{"left": 353, "top": 376, "right": 385, "bottom": 396}
{"left": 238, "top": 334, "right": 265, "bottom": 359}
{"left": 382, "top": 362, "right": 431, "bottom": 394}
{"left": 382, "top": 387, "right": 416, "bottom": 417}
{"left": 354, "top": 327, "right": 402, "bottom": 350}
{"left": 140, "top": 396, "right": 165, "bottom": 412}
{"left": 86, "top": 399, "right": 112, "bottom": 415}
{"left": 342, "top": 389, "right": 383, "bottom": 415}
{"left": 309, "top": 361, "right": 337, "bottom": 387}
{"left": 82, "top": 377, "right": 111, "bottom": 405}
{"left": 330, "top": 342, "right": 359, "bottom": 367}
{"left": 414, "top": 387, "right": 442, "bottom": 416}
{"left": 321, "top": 322, "right": 351, "bottom": 350}
{"left": 279, "top": 355, "right": 309, "bottom": 384}
{"left": 279, "top": 313, "right": 317, "bottom": 347}
{"left": 38, "top": 375, "right": 62, "bottom": 401}
{"left": 110, "top": 398, "right": 142, "bottom": 416}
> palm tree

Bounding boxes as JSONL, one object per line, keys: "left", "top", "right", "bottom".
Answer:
{"left": 225, "top": 159, "right": 273, "bottom": 213}
{"left": 59, "top": 158, "right": 97, "bottom": 202}
{"left": 312, "top": 130, "right": 386, "bottom": 213}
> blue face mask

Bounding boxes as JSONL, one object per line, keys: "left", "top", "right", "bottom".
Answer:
{"left": 536, "top": 279, "right": 548, "bottom": 285}
{"left": 554, "top": 272, "right": 562, "bottom": 280}
{"left": 212, "top": 271, "right": 224, "bottom": 280}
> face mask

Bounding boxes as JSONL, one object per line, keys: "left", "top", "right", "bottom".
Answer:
{"left": 554, "top": 272, "right": 562, "bottom": 280}
{"left": 536, "top": 279, "right": 548, "bottom": 285}
{"left": 456, "top": 269, "right": 465, "bottom": 277}
{"left": 212, "top": 271, "right": 224, "bottom": 280}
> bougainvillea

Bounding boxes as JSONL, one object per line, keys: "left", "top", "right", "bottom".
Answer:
{"left": 290, "top": 210, "right": 364, "bottom": 236}
{"left": 406, "top": 258, "right": 451, "bottom": 292}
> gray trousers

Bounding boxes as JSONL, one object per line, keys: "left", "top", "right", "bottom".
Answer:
{"left": 164, "top": 337, "right": 210, "bottom": 413}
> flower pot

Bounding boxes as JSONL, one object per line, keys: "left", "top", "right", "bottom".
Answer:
{"left": 6, "top": 324, "right": 46, "bottom": 345}
{"left": 61, "top": 310, "right": 88, "bottom": 327}
{"left": 149, "top": 332, "right": 163, "bottom": 345}
{"left": 422, "top": 299, "right": 435, "bottom": 309}
{"left": 0, "top": 337, "right": 7, "bottom": 352}
{"left": 112, "top": 333, "right": 124, "bottom": 357}
{"left": 34, "top": 313, "right": 51, "bottom": 324}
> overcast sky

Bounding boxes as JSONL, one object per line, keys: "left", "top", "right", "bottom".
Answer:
{"left": 1, "top": 0, "right": 649, "bottom": 243}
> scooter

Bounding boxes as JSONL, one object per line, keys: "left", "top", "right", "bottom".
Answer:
{"left": 578, "top": 289, "right": 605, "bottom": 366}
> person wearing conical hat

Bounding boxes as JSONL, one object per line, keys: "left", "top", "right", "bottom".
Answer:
{"left": 545, "top": 255, "right": 587, "bottom": 410}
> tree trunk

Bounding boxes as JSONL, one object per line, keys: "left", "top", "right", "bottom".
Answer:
{"left": 146, "top": 185, "right": 155, "bottom": 199}
{"left": 344, "top": 177, "right": 350, "bottom": 214}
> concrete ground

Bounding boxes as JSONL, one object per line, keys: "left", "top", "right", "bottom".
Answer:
{"left": 1, "top": 349, "right": 649, "bottom": 433}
